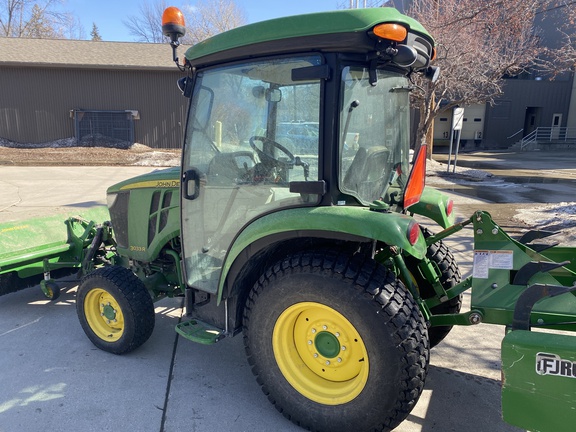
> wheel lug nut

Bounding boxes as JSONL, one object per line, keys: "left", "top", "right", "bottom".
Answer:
{"left": 322, "top": 325, "right": 327, "bottom": 330}
{"left": 335, "top": 332, "right": 340, "bottom": 337}
{"left": 325, "top": 360, "right": 330, "bottom": 365}
{"left": 337, "top": 357, "right": 342, "bottom": 363}
{"left": 308, "top": 340, "right": 312, "bottom": 345}
{"left": 313, "top": 353, "right": 318, "bottom": 358}
{"left": 342, "top": 346, "right": 346, "bottom": 351}
{"left": 311, "top": 328, "right": 316, "bottom": 334}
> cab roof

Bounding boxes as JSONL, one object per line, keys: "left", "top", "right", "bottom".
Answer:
{"left": 184, "top": 8, "right": 434, "bottom": 67}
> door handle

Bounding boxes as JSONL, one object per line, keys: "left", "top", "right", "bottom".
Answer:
{"left": 183, "top": 168, "right": 201, "bottom": 200}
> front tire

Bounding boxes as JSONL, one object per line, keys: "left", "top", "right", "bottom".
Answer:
{"left": 243, "top": 250, "right": 429, "bottom": 432}
{"left": 77, "top": 266, "right": 155, "bottom": 354}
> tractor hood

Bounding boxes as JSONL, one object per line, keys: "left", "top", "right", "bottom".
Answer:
{"left": 106, "top": 167, "right": 180, "bottom": 261}
{"left": 106, "top": 167, "right": 180, "bottom": 194}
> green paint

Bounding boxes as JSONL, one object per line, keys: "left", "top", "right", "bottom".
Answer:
{"left": 470, "top": 211, "right": 576, "bottom": 325}
{"left": 409, "top": 186, "right": 455, "bottom": 229}
{"left": 0, "top": 206, "right": 109, "bottom": 278}
{"left": 315, "top": 332, "right": 340, "bottom": 358}
{"left": 185, "top": 8, "right": 433, "bottom": 64}
{"left": 218, "top": 206, "right": 427, "bottom": 302}
{"left": 502, "top": 330, "right": 576, "bottom": 432}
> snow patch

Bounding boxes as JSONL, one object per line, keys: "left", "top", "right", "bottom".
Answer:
{"left": 427, "top": 158, "right": 493, "bottom": 179}
{"left": 513, "top": 202, "right": 576, "bottom": 245}
{"left": 134, "top": 151, "right": 180, "bottom": 166}
{"left": 0, "top": 135, "right": 133, "bottom": 149}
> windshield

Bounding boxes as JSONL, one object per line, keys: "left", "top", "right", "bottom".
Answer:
{"left": 339, "top": 67, "right": 411, "bottom": 205}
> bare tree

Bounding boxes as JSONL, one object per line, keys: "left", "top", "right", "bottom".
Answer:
{"left": 183, "top": 0, "right": 247, "bottom": 44}
{"left": 0, "top": 0, "right": 70, "bottom": 38}
{"left": 59, "top": 13, "right": 86, "bottom": 40}
{"left": 21, "top": 4, "right": 59, "bottom": 38}
{"left": 123, "top": 0, "right": 169, "bottom": 43}
{"left": 401, "top": 0, "right": 576, "bottom": 153}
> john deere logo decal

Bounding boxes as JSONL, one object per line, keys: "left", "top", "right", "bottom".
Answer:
{"left": 536, "top": 352, "right": 576, "bottom": 378}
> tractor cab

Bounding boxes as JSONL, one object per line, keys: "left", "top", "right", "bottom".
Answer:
{"left": 161, "top": 7, "right": 438, "bottom": 294}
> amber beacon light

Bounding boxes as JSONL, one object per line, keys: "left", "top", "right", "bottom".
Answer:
{"left": 162, "top": 7, "right": 186, "bottom": 67}
{"left": 162, "top": 7, "right": 186, "bottom": 42}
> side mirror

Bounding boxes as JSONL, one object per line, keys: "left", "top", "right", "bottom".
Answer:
{"left": 392, "top": 44, "right": 417, "bottom": 67}
{"left": 177, "top": 77, "right": 193, "bottom": 98}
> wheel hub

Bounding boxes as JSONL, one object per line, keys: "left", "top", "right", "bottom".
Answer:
{"left": 297, "top": 317, "right": 358, "bottom": 376}
{"left": 84, "top": 288, "right": 125, "bottom": 341}
{"left": 102, "top": 303, "right": 117, "bottom": 321}
{"left": 272, "top": 301, "right": 370, "bottom": 405}
{"left": 314, "top": 331, "right": 340, "bottom": 358}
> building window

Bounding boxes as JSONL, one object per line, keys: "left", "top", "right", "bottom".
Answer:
{"left": 73, "top": 110, "right": 137, "bottom": 147}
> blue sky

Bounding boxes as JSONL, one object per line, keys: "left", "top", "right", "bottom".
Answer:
{"left": 60, "top": 0, "right": 344, "bottom": 42}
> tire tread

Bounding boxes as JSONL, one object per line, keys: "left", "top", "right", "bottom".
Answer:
{"left": 77, "top": 266, "right": 155, "bottom": 354}
{"left": 243, "top": 249, "right": 429, "bottom": 432}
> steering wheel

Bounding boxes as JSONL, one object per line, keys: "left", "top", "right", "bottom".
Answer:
{"left": 249, "top": 136, "right": 295, "bottom": 167}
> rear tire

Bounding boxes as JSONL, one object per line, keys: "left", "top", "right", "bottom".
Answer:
{"left": 77, "top": 266, "right": 155, "bottom": 354}
{"left": 243, "top": 249, "right": 429, "bottom": 432}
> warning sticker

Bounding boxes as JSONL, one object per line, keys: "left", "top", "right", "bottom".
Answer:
{"left": 473, "top": 250, "right": 514, "bottom": 279}
{"left": 489, "top": 250, "right": 514, "bottom": 269}
{"left": 473, "top": 250, "right": 490, "bottom": 279}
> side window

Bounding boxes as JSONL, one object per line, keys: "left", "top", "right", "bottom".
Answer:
{"left": 184, "top": 56, "right": 322, "bottom": 188}
{"left": 339, "top": 67, "right": 411, "bottom": 204}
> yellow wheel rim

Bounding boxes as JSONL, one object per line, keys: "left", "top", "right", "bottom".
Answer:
{"left": 84, "top": 288, "right": 125, "bottom": 342}
{"left": 273, "top": 302, "right": 369, "bottom": 405}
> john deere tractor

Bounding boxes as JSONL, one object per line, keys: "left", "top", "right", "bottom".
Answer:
{"left": 85, "top": 8, "right": 454, "bottom": 430}
{"left": 2, "top": 7, "right": 575, "bottom": 432}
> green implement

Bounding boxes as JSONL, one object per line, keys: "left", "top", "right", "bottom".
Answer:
{"left": 0, "top": 206, "right": 111, "bottom": 300}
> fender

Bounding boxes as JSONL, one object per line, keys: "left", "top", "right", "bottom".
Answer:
{"left": 217, "top": 205, "right": 427, "bottom": 302}
{"left": 408, "top": 186, "right": 455, "bottom": 229}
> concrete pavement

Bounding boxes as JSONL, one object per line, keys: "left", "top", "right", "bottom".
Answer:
{"left": 0, "top": 166, "right": 523, "bottom": 432}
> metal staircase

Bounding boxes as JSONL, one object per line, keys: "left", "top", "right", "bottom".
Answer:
{"left": 518, "top": 127, "right": 576, "bottom": 150}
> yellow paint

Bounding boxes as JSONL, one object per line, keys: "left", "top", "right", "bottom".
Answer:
{"left": 83, "top": 288, "right": 125, "bottom": 342}
{"left": 120, "top": 180, "right": 180, "bottom": 190}
{"left": 272, "top": 301, "right": 369, "bottom": 405}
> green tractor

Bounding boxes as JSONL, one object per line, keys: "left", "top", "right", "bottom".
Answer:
{"left": 2, "top": 7, "right": 575, "bottom": 432}
{"left": 85, "top": 8, "right": 457, "bottom": 430}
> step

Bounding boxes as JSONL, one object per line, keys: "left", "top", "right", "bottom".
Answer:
{"left": 175, "top": 319, "right": 225, "bottom": 344}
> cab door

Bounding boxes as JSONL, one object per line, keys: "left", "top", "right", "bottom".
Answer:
{"left": 180, "top": 56, "right": 322, "bottom": 294}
